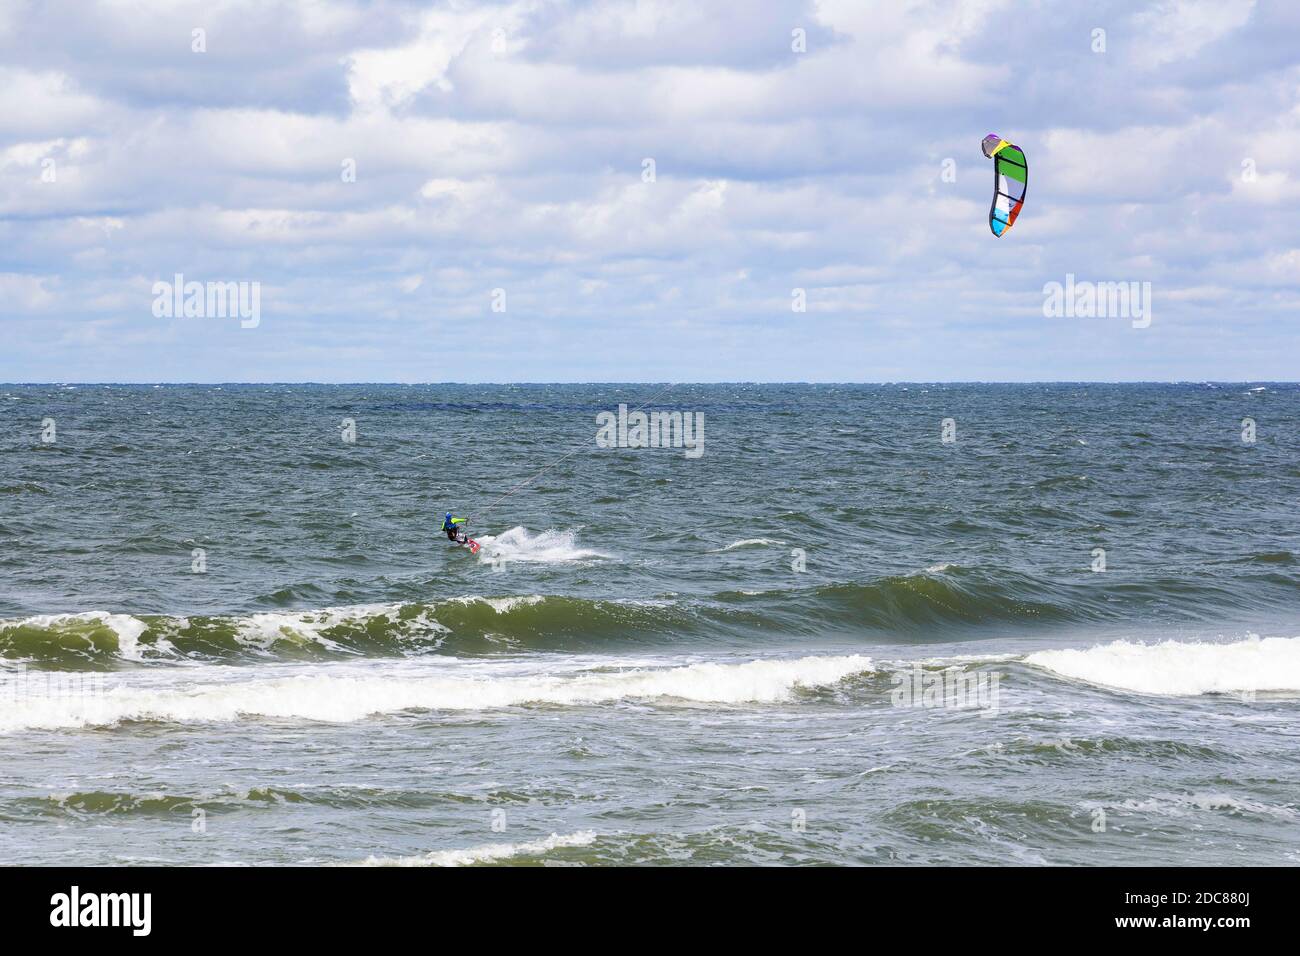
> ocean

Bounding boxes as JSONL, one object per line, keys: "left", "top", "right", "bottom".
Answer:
{"left": 2, "top": 383, "right": 1298, "bottom": 866}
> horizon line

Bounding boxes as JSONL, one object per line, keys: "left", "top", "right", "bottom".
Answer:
{"left": 2, "top": 380, "right": 1296, "bottom": 388}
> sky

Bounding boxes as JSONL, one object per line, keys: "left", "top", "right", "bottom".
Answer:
{"left": 1, "top": 0, "right": 1297, "bottom": 383}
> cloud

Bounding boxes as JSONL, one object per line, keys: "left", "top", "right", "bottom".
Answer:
{"left": 0, "top": 0, "right": 1297, "bottom": 382}
{"left": 1130, "top": 0, "right": 1256, "bottom": 68}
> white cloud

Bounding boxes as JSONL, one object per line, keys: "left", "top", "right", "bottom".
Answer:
{"left": 0, "top": 273, "right": 58, "bottom": 311}
{"left": 1131, "top": 0, "right": 1256, "bottom": 68}
{"left": 0, "top": 69, "right": 106, "bottom": 140}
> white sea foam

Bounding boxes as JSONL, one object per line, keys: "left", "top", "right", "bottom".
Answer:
{"left": 445, "top": 595, "right": 545, "bottom": 614}
{"left": 1082, "top": 793, "right": 1299, "bottom": 822}
{"left": 357, "top": 831, "right": 598, "bottom": 867}
{"left": 232, "top": 603, "right": 438, "bottom": 652}
{"left": 711, "top": 538, "right": 782, "bottom": 552}
{"left": 474, "top": 526, "right": 608, "bottom": 563}
{"left": 0, "top": 654, "right": 874, "bottom": 731}
{"left": 1026, "top": 635, "right": 1300, "bottom": 696}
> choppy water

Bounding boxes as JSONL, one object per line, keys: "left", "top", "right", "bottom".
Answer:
{"left": 2, "top": 383, "right": 1299, "bottom": 865}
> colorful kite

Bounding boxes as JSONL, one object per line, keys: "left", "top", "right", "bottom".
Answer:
{"left": 981, "top": 133, "right": 1027, "bottom": 237}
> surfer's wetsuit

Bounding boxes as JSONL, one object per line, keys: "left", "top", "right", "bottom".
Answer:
{"left": 443, "top": 513, "right": 469, "bottom": 543}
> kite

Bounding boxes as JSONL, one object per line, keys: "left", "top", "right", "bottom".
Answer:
{"left": 981, "top": 133, "right": 1027, "bottom": 237}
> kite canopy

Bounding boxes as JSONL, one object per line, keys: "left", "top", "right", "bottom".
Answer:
{"left": 981, "top": 133, "right": 1027, "bottom": 237}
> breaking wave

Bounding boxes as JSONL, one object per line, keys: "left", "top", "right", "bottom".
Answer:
{"left": 0, "top": 654, "right": 875, "bottom": 731}
{"left": 1026, "top": 635, "right": 1300, "bottom": 696}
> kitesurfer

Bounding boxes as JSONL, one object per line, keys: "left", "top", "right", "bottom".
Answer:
{"left": 443, "top": 512, "right": 470, "bottom": 544}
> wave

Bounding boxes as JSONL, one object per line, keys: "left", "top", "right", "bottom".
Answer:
{"left": 0, "top": 654, "right": 874, "bottom": 731}
{"left": 0, "top": 573, "right": 1060, "bottom": 665}
{"left": 0, "top": 596, "right": 733, "bottom": 666}
{"left": 6, "top": 563, "right": 1296, "bottom": 668}
{"left": 11, "top": 784, "right": 500, "bottom": 819}
{"left": 0, "top": 612, "right": 155, "bottom": 663}
{"left": 1025, "top": 635, "right": 1300, "bottom": 696}
{"left": 801, "top": 571, "right": 1076, "bottom": 630}
{"left": 0, "top": 605, "right": 449, "bottom": 667}
{"left": 357, "top": 831, "right": 598, "bottom": 867}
